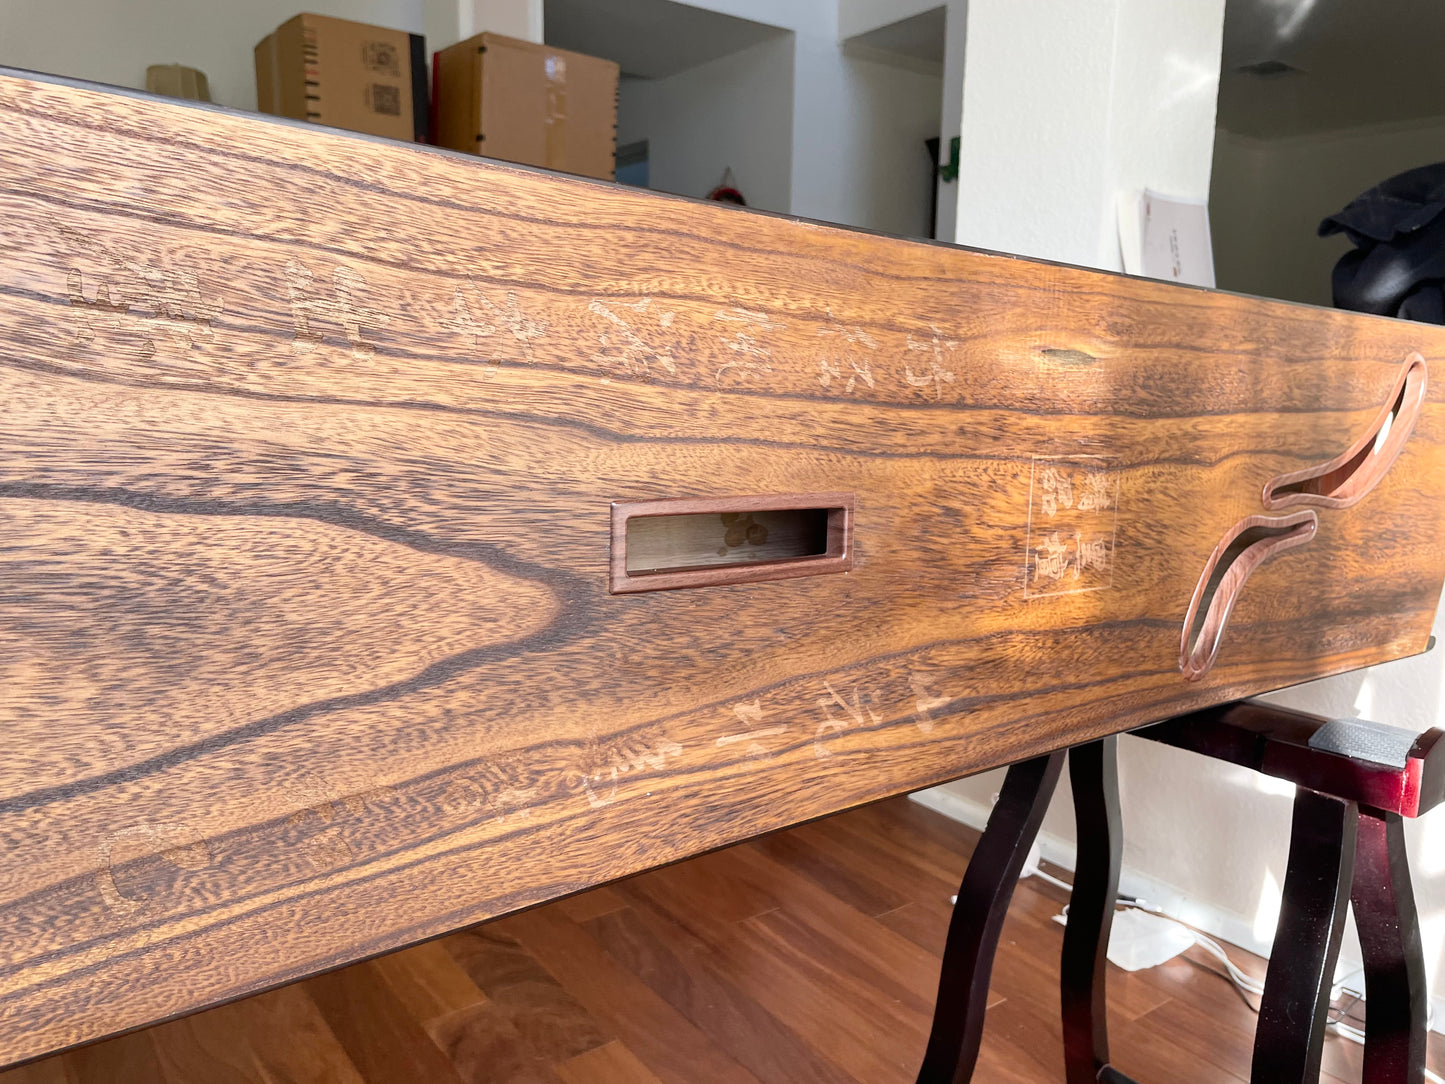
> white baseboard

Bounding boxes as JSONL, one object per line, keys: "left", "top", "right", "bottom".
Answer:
{"left": 908, "top": 787, "right": 1445, "bottom": 1036}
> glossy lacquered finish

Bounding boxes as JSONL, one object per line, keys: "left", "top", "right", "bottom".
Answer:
{"left": 1072, "top": 703, "right": 1439, "bottom": 1084}
{"left": 1353, "top": 810, "right": 1429, "bottom": 1084}
{"left": 1254, "top": 788, "right": 1359, "bottom": 1084}
{"left": 1062, "top": 738, "right": 1126, "bottom": 1084}
{"left": 916, "top": 752, "right": 1064, "bottom": 1084}
{"left": 1139, "top": 702, "right": 1445, "bottom": 818}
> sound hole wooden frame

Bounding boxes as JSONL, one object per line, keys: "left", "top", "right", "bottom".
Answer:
{"left": 609, "top": 492, "right": 854, "bottom": 593}
{"left": 1264, "top": 353, "right": 1428, "bottom": 511}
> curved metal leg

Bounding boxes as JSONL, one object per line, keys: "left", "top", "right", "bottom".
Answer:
{"left": 1064, "top": 738, "right": 1126, "bottom": 1084}
{"left": 917, "top": 751, "right": 1066, "bottom": 1084}
{"left": 1252, "top": 788, "right": 1358, "bottom": 1084}
{"left": 1352, "top": 809, "right": 1427, "bottom": 1084}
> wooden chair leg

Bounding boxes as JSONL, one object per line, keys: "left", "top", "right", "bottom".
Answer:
{"left": 1252, "top": 788, "right": 1359, "bottom": 1084}
{"left": 1064, "top": 737, "right": 1132, "bottom": 1084}
{"left": 917, "top": 751, "right": 1066, "bottom": 1084}
{"left": 1352, "top": 809, "right": 1428, "bottom": 1084}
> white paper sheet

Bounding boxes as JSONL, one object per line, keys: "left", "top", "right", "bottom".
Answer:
{"left": 1118, "top": 188, "right": 1216, "bottom": 288}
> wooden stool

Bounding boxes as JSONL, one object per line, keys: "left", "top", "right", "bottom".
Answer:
{"left": 917, "top": 701, "right": 1445, "bottom": 1084}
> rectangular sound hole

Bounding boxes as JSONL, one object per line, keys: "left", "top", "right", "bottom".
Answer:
{"left": 627, "top": 508, "right": 834, "bottom": 573}
{"left": 610, "top": 494, "right": 853, "bottom": 593}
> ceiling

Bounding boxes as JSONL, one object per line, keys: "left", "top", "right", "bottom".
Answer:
{"left": 1218, "top": 0, "right": 1445, "bottom": 137}
{"left": 543, "top": 0, "right": 789, "bottom": 79}
{"left": 845, "top": 7, "right": 946, "bottom": 68}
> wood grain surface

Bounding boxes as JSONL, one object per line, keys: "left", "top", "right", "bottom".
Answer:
{"left": 1, "top": 69, "right": 1444, "bottom": 1064}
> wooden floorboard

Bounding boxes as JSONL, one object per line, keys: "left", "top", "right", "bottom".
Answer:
{"left": 6, "top": 795, "right": 1441, "bottom": 1083}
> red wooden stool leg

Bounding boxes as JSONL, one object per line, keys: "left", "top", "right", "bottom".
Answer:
{"left": 917, "top": 751, "right": 1066, "bottom": 1084}
{"left": 1063, "top": 737, "right": 1133, "bottom": 1084}
{"left": 1352, "top": 809, "right": 1428, "bottom": 1084}
{"left": 1252, "top": 788, "right": 1358, "bottom": 1084}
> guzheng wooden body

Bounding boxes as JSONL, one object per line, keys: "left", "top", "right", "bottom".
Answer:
{"left": 1, "top": 69, "right": 1443, "bottom": 1063}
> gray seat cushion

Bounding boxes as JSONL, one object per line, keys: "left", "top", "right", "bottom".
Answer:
{"left": 1308, "top": 717, "right": 1420, "bottom": 770}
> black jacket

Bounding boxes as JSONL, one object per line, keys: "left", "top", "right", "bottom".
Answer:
{"left": 1320, "top": 162, "right": 1445, "bottom": 323}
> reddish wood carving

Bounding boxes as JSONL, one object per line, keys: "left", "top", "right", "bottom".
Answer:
{"left": 1181, "top": 512, "right": 1319, "bottom": 681}
{"left": 1264, "top": 353, "right": 1427, "bottom": 510}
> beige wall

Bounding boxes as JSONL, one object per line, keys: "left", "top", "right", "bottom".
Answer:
{"left": 617, "top": 35, "right": 796, "bottom": 215}
{"left": 792, "top": 48, "right": 942, "bottom": 237}
{"left": 0, "top": 0, "right": 463, "bottom": 112}
{"left": 617, "top": 4, "right": 943, "bottom": 239}
{"left": 1211, "top": 116, "right": 1445, "bottom": 306}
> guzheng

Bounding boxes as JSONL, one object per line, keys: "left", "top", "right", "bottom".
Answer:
{"left": 1, "top": 69, "right": 1443, "bottom": 1064}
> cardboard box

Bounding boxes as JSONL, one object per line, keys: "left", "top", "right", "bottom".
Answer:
{"left": 433, "top": 33, "right": 618, "bottom": 181}
{"left": 146, "top": 64, "right": 211, "bottom": 102}
{"left": 255, "top": 14, "right": 426, "bottom": 142}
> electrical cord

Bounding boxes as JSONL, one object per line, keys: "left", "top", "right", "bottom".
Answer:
{"left": 1021, "top": 868, "right": 1445, "bottom": 1083}
{"left": 1029, "top": 867, "right": 1075, "bottom": 895}
{"left": 1329, "top": 989, "right": 1362, "bottom": 1025}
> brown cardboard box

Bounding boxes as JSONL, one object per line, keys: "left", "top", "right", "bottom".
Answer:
{"left": 146, "top": 64, "right": 211, "bottom": 102}
{"left": 433, "top": 33, "right": 618, "bottom": 181}
{"left": 255, "top": 13, "right": 426, "bottom": 142}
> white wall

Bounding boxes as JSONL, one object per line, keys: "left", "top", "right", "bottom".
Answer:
{"left": 1212, "top": 117, "right": 1445, "bottom": 307}
{"left": 789, "top": 46, "right": 941, "bottom": 237}
{"left": 0, "top": 0, "right": 467, "bottom": 112}
{"left": 837, "top": 0, "right": 939, "bottom": 39}
{"left": 667, "top": 0, "right": 830, "bottom": 33}
{"left": 648, "top": 0, "right": 955, "bottom": 239}
{"left": 950, "top": 0, "right": 1224, "bottom": 268}
{"left": 459, "top": 0, "right": 541, "bottom": 42}
{"left": 617, "top": 34, "right": 795, "bottom": 215}
{"left": 835, "top": 0, "right": 965, "bottom": 241}
{"left": 617, "top": 0, "right": 941, "bottom": 239}
{"left": 841, "top": 56, "right": 941, "bottom": 240}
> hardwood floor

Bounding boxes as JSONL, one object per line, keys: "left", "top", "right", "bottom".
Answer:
{"left": 4, "top": 796, "right": 1439, "bottom": 1083}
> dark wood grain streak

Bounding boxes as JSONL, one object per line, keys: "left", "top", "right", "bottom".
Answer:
{"left": 1, "top": 68, "right": 1445, "bottom": 1064}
